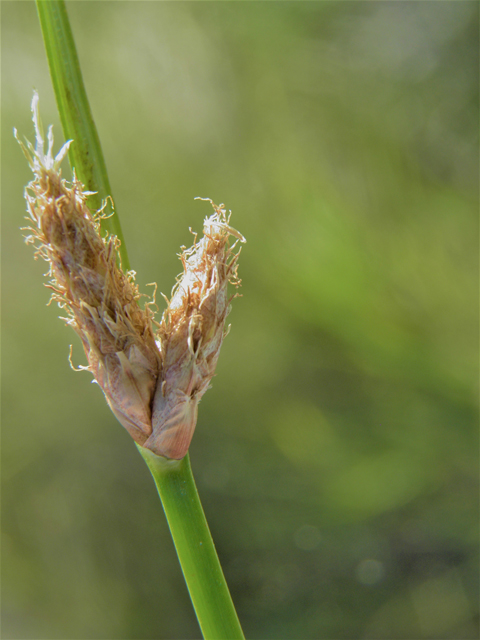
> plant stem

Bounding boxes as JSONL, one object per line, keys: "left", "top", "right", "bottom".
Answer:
{"left": 36, "top": 2, "right": 245, "bottom": 637}
{"left": 35, "top": 0, "right": 128, "bottom": 267}
{"left": 138, "top": 447, "right": 245, "bottom": 640}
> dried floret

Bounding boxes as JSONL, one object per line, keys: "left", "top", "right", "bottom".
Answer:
{"left": 16, "top": 92, "right": 161, "bottom": 446}
{"left": 146, "top": 200, "right": 246, "bottom": 459}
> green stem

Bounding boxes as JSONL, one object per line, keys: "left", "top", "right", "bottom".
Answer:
{"left": 138, "top": 447, "right": 245, "bottom": 640}
{"left": 35, "top": 0, "right": 128, "bottom": 268}
{"left": 36, "top": 2, "right": 244, "bottom": 638}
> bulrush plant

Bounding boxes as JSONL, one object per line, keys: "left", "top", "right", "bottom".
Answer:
{"left": 18, "top": 3, "right": 246, "bottom": 636}
{"left": 17, "top": 91, "right": 246, "bottom": 638}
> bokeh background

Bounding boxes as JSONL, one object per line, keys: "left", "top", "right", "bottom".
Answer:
{"left": 2, "top": 2, "right": 478, "bottom": 639}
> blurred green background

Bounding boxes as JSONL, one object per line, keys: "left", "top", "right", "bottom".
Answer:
{"left": 2, "top": 2, "right": 478, "bottom": 639}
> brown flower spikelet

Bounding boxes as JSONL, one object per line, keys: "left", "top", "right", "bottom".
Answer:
{"left": 146, "top": 199, "right": 246, "bottom": 459}
{"left": 17, "top": 92, "right": 160, "bottom": 446}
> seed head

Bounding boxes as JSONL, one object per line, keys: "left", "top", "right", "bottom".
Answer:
{"left": 17, "top": 92, "right": 161, "bottom": 446}
{"left": 146, "top": 199, "right": 246, "bottom": 459}
{"left": 18, "top": 94, "right": 245, "bottom": 460}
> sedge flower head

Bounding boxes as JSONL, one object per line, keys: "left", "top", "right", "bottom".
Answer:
{"left": 17, "top": 92, "right": 161, "bottom": 447}
{"left": 17, "top": 94, "right": 245, "bottom": 460}
{"left": 146, "top": 199, "right": 246, "bottom": 459}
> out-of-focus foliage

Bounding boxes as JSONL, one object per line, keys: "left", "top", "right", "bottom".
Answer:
{"left": 2, "top": 2, "right": 478, "bottom": 639}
